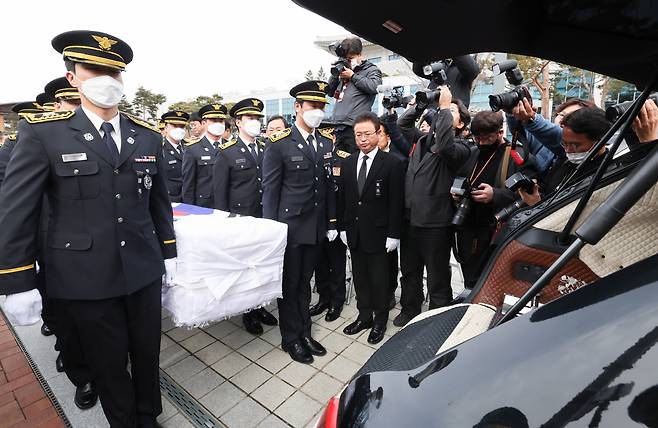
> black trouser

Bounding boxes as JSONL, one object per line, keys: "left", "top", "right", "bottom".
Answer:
{"left": 314, "top": 237, "right": 347, "bottom": 308}
{"left": 400, "top": 223, "right": 453, "bottom": 314}
{"left": 388, "top": 249, "right": 399, "bottom": 298}
{"left": 455, "top": 225, "right": 495, "bottom": 289}
{"left": 278, "top": 243, "right": 321, "bottom": 347}
{"left": 351, "top": 250, "right": 390, "bottom": 326}
{"left": 335, "top": 126, "right": 357, "bottom": 154}
{"left": 57, "top": 280, "right": 162, "bottom": 428}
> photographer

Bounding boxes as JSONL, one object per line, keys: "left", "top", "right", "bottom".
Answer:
{"left": 393, "top": 86, "right": 471, "bottom": 327}
{"left": 453, "top": 111, "right": 526, "bottom": 289}
{"left": 412, "top": 55, "right": 480, "bottom": 108}
{"left": 327, "top": 37, "right": 382, "bottom": 153}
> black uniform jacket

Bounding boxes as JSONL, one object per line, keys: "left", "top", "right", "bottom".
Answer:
{"left": 262, "top": 126, "right": 337, "bottom": 245}
{"left": 0, "top": 109, "right": 176, "bottom": 300}
{"left": 338, "top": 149, "right": 404, "bottom": 253}
{"left": 181, "top": 136, "right": 222, "bottom": 207}
{"left": 212, "top": 137, "right": 265, "bottom": 217}
{"left": 162, "top": 138, "right": 184, "bottom": 203}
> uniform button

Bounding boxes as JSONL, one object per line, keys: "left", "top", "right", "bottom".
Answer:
{"left": 358, "top": 202, "right": 362, "bottom": 205}
{"left": 257, "top": 178, "right": 261, "bottom": 181}
{"left": 296, "top": 165, "right": 300, "bottom": 169}
{"left": 314, "top": 202, "right": 318, "bottom": 206}
{"left": 259, "top": 190, "right": 263, "bottom": 193}
{"left": 146, "top": 169, "right": 150, "bottom": 173}
{"left": 73, "top": 169, "right": 80, "bottom": 175}
{"left": 356, "top": 217, "right": 359, "bottom": 221}
{"left": 285, "top": 208, "right": 289, "bottom": 212}
{"left": 120, "top": 241, "right": 126, "bottom": 247}
{"left": 315, "top": 177, "right": 318, "bottom": 181}
{"left": 65, "top": 242, "right": 71, "bottom": 248}
{"left": 113, "top": 169, "right": 119, "bottom": 175}
{"left": 117, "top": 217, "right": 124, "bottom": 223}
{"left": 314, "top": 189, "right": 318, "bottom": 193}
{"left": 115, "top": 193, "right": 121, "bottom": 199}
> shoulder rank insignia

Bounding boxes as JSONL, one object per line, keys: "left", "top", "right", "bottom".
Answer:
{"left": 23, "top": 111, "right": 75, "bottom": 124}
{"left": 336, "top": 150, "right": 350, "bottom": 159}
{"left": 268, "top": 128, "right": 291, "bottom": 143}
{"left": 318, "top": 127, "right": 335, "bottom": 140}
{"left": 219, "top": 140, "right": 237, "bottom": 150}
{"left": 183, "top": 138, "right": 200, "bottom": 147}
{"left": 7, "top": 133, "right": 17, "bottom": 141}
{"left": 123, "top": 114, "right": 160, "bottom": 133}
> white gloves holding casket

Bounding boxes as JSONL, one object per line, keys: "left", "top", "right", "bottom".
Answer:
{"left": 326, "top": 230, "right": 338, "bottom": 242}
{"left": 164, "top": 258, "right": 178, "bottom": 287}
{"left": 2, "top": 289, "right": 42, "bottom": 326}
{"left": 385, "top": 238, "right": 400, "bottom": 253}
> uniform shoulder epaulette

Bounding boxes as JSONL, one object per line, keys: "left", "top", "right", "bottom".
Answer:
{"left": 183, "top": 137, "right": 200, "bottom": 146}
{"left": 219, "top": 139, "right": 237, "bottom": 150}
{"left": 123, "top": 114, "right": 160, "bottom": 133}
{"left": 336, "top": 150, "right": 351, "bottom": 159}
{"left": 23, "top": 111, "right": 75, "bottom": 124}
{"left": 268, "top": 128, "right": 291, "bottom": 143}
{"left": 318, "top": 127, "right": 335, "bottom": 140}
{"left": 7, "top": 133, "right": 17, "bottom": 141}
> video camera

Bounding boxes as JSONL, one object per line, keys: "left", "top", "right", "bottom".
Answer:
{"left": 329, "top": 41, "right": 351, "bottom": 77}
{"left": 489, "top": 60, "right": 531, "bottom": 112}
{"left": 606, "top": 93, "right": 658, "bottom": 122}
{"left": 414, "top": 60, "right": 450, "bottom": 110}
{"left": 379, "top": 86, "right": 413, "bottom": 110}
{"left": 451, "top": 177, "right": 472, "bottom": 227}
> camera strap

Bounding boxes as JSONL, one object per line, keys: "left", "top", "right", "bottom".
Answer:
{"left": 469, "top": 144, "right": 502, "bottom": 185}
{"left": 499, "top": 145, "right": 512, "bottom": 189}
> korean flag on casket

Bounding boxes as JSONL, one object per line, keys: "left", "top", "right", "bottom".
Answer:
{"left": 162, "top": 203, "right": 287, "bottom": 327}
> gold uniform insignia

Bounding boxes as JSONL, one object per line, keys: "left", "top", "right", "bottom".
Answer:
{"left": 175, "top": 111, "right": 184, "bottom": 117}
{"left": 317, "top": 82, "right": 328, "bottom": 91}
{"left": 336, "top": 150, "right": 351, "bottom": 159}
{"left": 318, "top": 127, "right": 335, "bottom": 140}
{"left": 212, "top": 104, "right": 222, "bottom": 110}
{"left": 219, "top": 140, "right": 237, "bottom": 150}
{"left": 23, "top": 111, "right": 75, "bottom": 124}
{"left": 252, "top": 99, "right": 261, "bottom": 107}
{"left": 183, "top": 138, "right": 200, "bottom": 147}
{"left": 92, "top": 35, "right": 118, "bottom": 51}
{"left": 124, "top": 114, "right": 160, "bottom": 133}
{"left": 268, "top": 128, "right": 291, "bottom": 143}
{"left": 7, "top": 133, "right": 17, "bottom": 141}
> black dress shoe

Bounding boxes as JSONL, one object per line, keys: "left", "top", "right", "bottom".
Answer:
{"left": 342, "top": 319, "right": 373, "bottom": 335}
{"left": 282, "top": 341, "right": 313, "bottom": 364}
{"left": 368, "top": 325, "right": 386, "bottom": 344}
{"left": 309, "top": 301, "right": 330, "bottom": 317}
{"left": 56, "top": 353, "right": 64, "bottom": 373}
{"left": 242, "top": 312, "right": 263, "bottom": 335}
{"left": 256, "top": 308, "right": 278, "bottom": 326}
{"left": 393, "top": 311, "right": 418, "bottom": 327}
{"left": 301, "top": 336, "right": 327, "bottom": 356}
{"left": 41, "top": 323, "right": 54, "bottom": 337}
{"left": 324, "top": 306, "right": 342, "bottom": 322}
{"left": 74, "top": 382, "right": 98, "bottom": 410}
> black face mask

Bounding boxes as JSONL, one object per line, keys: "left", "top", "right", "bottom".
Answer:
{"left": 478, "top": 142, "right": 498, "bottom": 154}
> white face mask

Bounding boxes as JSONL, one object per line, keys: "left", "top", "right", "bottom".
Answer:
{"left": 243, "top": 119, "right": 262, "bottom": 138}
{"left": 76, "top": 74, "right": 124, "bottom": 108}
{"left": 566, "top": 151, "right": 588, "bottom": 164}
{"left": 302, "top": 109, "right": 325, "bottom": 129}
{"left": 169, "top": 127, "right": 186, "bottom": 141}
{"left": 350, "top": 58, "right": 360, "bottom": 68}
{"left": 207, "top": 122, "right": 225, "bottom": 137}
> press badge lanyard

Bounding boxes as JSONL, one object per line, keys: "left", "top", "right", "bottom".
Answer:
{"left": 469, "top": 144, "right": 501, "bottom": 185}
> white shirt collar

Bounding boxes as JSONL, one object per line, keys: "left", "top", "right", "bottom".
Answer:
{"left": 359, "top": 146, "right": 379, "bottom": 161}
{"left": 295, "top": 123, "right": 316, "bottom": 142}
{"left": 204, "top": 133, "right": 222, "bottom": 144}
{"left": 81, "top": 105, "right": 120, "bottom": 136}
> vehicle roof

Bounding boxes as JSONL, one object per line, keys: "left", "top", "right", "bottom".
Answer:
{"left": 293, "top": 0, "right": 658, "bottom": 89}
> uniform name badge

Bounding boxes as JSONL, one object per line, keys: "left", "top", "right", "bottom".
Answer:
{"left": 61, "top": 153, "right": 87, "bottom": 162}
{"left": 168, "top": 160, "right": 177, "bottom": 165}
{"left": 201, "top": 155, "right": 212, "bottom": 161}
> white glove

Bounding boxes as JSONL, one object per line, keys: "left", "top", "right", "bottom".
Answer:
{"left": 339, "top": 231, "right": 348, "bottom": 246}
{"left": 385, "top": 237, "right": 400, "bottom": 253}
{"left": 164, "top": 258, "right": 178, "bottom": 287}
{"left": 326, "top": 230, "right": 338, "bottom": 242}
{"left": 2, "top": 289, "right": 42, "bottom": 326}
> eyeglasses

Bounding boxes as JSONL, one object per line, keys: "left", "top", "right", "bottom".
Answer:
{"left": 355, "top": 131, "right": 378, "bottom": 139}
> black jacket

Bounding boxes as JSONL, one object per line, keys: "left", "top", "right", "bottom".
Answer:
{"left": 262, "top": 126, "right": 337, "bottom": 245}
{"left": 0, "top": 134, "right": 18, "bottom": 189}
{"left": 212, "top": 137, "right": 265, "bottom": 217}
{"left": 338, "top": 150, "right": 404, "bottom": 253}
{"left": 405, "top": 109, "right": 471, "bottom": 228}
{"left": 162, "top": 138, "right": 184, "bottom": 203}
{"left": 181, "top": 136, "right": 225, "bottom": 207}
{"left": 0, "top": 109, "right": 176, "bottom": 299}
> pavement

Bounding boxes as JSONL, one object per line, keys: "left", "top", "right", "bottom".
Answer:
{"left": 11, "top": 259, "right": 464, "bottom": 428}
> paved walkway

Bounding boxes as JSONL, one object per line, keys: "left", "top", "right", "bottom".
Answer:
{"left": 11, "top": 261, "right": 464, "bottom": 428}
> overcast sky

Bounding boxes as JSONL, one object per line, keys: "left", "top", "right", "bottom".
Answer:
{"left": 0, "top": 0, "right": 347, "bottom": 105}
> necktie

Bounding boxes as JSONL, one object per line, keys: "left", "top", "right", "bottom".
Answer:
{"left": 101, "top": 122, "right": 119, "bottom": 166}
{"left": 248, "top": 143, "right": 258, "bottom": 161}
{"left": 306, "top": 134, "right": 317, "bottom": 160}
{"left": 358, "top": 155, "right": 368, "bottom": 196}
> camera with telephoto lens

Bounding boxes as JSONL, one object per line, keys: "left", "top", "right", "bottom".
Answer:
{"left": 329, "top": 41, "right": 351, "bottom": 77}
{"left": 414, "top": 60, "right": 450, "bottom": 110}
{"left": 451, "top": 177, "right": 473, "bottom": 227}
{"left": 381, "top": 86, "right": 413, "bottom": 109}
{"left": 489, "top": 60, "right": 532, "bottom": 112}
{"left": 606, "top": 93, "right": 658, "bottom": 122}
{"left": 494, "top": 172, "right": 535, "bottom": 223}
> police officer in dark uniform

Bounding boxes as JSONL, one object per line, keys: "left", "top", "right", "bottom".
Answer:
{"left": 213, "top": 98, "right": 279, "bottom": 335}
{"left": 160, "top": 110, "right": 188, "bottom": 202}
{"left": 310, "top": 125, "right": 350, "bottom": 322}
{"left": 181, "top": 104, "right": 229, "bottom": 207}
{"left": 262, "top": 80, "right": 338, "bottom": 364}
{"left": 0, "top": 30, "right": 176, "bottom": 427}
{"left": 0, "top": 102, "right": 43, "bottom": 189}
{"left": 36, "top": 92, "right": 57, "bottom": 112}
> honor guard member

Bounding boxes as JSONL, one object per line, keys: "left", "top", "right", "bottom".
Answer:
{"left": 262, "top": 81, "right": 338, "bottom": 364}
{"left": 0, "top": 102, "right": 44, "bottom": 188}
{"left": 36, "top": 92, "right": 57, "bottom": 112}
{"left": 181, "top": 103, "right": 228, "bottom": 207}
{"left": 310, "top": 125, "right": 350, "bottom": 322}
{"left": 45, "top": 76, "right": 82, "bottom": 111}
{"left": 0, "top": 30, "right": 176, "bottom": 428}
{"left": 214, "top": 98, "right": 279, "bottom": 335}
{"left": 160, "top": 110, "right": 189, "bottom": 202}
{"left": 188, "top": 111, "right": 205, "bottom": 139}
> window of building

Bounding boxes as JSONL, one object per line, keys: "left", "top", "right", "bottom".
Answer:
{"left": 369, "top": 57, "right": 381, "bottom": 64}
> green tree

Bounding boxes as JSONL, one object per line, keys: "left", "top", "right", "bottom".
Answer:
{"left": 118, "top": 96, "right": 136, "bottom": 115}
{"left": 168, "top": 94, "right": 224, "bottom": 113}
{"left": 132, "top": 86, "right": 166, "bottom": 122}
{"left": 509, "top": 54, "right": 559, "bottom": 116}
{"left": 317, "top": 66, "right": 328, "bottom": 81}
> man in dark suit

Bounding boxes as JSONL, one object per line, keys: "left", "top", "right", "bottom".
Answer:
{"left": 182, "top": 104, "right": 229, "bottom": 207}
{"left": 160, "top": 110, "right": 188, "bottom": 203}
{"left": 338, "top": 112, "right": 404, "bottom": 344}
{"left": 262, "top": 80, "right": 338, "bottom": 364}
{"left": 0, "top": 30, "right": 176, "bottom": 427}
{"left": 213, "top": 97, "right": 278, "bottom": 335}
